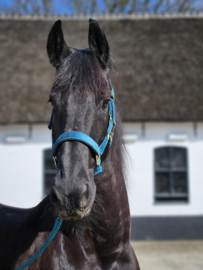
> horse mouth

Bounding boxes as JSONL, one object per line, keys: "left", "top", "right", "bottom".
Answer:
{"left": 58, "top": 207, "right": 91, "bottom": 220}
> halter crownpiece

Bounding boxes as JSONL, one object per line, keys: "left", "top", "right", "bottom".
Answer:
{"left": 48, "top": 88, "right": 116, "bottom": 176}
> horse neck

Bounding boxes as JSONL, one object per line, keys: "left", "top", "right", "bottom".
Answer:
{"left": 91, "top": 128, "right": 131, "bottom": 248}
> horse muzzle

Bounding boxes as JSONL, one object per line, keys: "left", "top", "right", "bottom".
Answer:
{"left": 50, "top": 182, "right": 95, "bottom": 221}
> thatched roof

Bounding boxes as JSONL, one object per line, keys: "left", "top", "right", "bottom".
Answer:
{"left": 1, "top": 15, "right": 203, "bottom": 123}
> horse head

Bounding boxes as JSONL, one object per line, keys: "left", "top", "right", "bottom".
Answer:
{"left": 47, "top": 19, "right": 115, "bottom": 221}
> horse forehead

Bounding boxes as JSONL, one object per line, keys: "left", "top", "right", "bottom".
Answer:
{"left": 67, "top": 91, "right": 96, "bottom": 108}
{"left": 61, "top": 91, "right": 96, "bottom": 125}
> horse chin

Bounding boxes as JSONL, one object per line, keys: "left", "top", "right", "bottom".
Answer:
{"left": 58, "top": 206, "right": 92, "bottom": 221}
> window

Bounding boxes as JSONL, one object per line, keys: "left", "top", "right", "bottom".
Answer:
{"left": 44, "top": 149, "right": 56, "bottom": 196}
{"left": 154, "top": 147, "right": 188, "bottom": 202}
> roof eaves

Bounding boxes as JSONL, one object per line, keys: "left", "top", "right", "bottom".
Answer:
{"left": 1, "top": 12, "right": 203, "bottom": 21}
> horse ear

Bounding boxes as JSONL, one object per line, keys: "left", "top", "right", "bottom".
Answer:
{"left": 47, "top": 20, "right": 71, "bottom": 68}
{"left": 88, "top": 19, "right": 110, "bottom": 69}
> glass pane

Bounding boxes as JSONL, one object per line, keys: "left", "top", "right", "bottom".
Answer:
{"left": 155, "top": 148, "right": 169, "bottom": 169}
{"left": 173, "top": 172, "right": 187, "bottom": 193}
{"left": 156, "top": 172, "right": 170, "bottom": 193}
{"left": 171, "top": 148, "right": 186, "bottom": 169}
{"left": 44, "top": 174, "right": 54, "bottom": 196}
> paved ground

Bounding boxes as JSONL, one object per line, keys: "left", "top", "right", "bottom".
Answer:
{"left": 131, "top": 241, "right": 203, "bottom": 270}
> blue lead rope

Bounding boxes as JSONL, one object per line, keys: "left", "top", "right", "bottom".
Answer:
{"left": 16, "top": 217, "right": 63, "bottom": 270}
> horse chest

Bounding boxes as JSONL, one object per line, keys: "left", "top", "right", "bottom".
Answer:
{"left": 14, "top": 232, "right": 103, "bottom": 270}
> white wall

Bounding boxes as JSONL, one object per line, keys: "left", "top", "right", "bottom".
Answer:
{"left": 124, "top": 122, "right": 203, "bottom": 217}
{"left": 0, "top": 122, "right": 203, "bottom": 218}
{"left": 0, "top": 124, "right": 51, "bottom": 208}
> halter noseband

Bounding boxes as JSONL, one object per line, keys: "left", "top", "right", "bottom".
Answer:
{"left": 48, "top": 88, "right": 116, "bottom": 176}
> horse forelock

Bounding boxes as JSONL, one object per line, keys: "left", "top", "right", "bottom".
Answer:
{"left": 51, "top": 49, "right": 116, "bottom": 101}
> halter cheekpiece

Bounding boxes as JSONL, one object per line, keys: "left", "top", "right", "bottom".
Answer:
{"left": 48, "top": 88, "right": 116, "bottom": 176}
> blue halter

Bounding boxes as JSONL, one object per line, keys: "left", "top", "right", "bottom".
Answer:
{"left": 48, "top": 88, "right": 116, "bottom": 176}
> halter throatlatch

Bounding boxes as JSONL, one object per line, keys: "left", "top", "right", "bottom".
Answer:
{"left": 48, "top": 88, "right": 116, "bottom": 176}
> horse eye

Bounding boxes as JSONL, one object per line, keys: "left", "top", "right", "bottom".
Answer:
{"left": 102, "top": 99, "right": 109, "bottom": 108}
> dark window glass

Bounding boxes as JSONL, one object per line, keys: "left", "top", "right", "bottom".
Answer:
{"left": 171, "top": 148, "right": 187, "bottom": 169}
{"left": 156, "top": 173, "right": 170, "bottom": 193}
{"left": 173, "top": 172, "right": 187, "bottom": 193}
{"left": 155, "top": 148, "right": 169, "bottom": 169}
{"left": 44, "top": 149, "right": 55, "bottom": 196}
{"left": 155, "top": 147, "right": 188, "bottom": 202}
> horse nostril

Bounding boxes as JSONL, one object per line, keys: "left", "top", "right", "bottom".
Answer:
{"left": 79, "top": 184, "right": 89, "bottom": 211}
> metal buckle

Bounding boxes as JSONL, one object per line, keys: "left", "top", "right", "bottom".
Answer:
{"left": 96, "top": 154, "right": 101, "bottom": 166}
{"left": 110, "top": 115, "right": 113, "bottom": 121}
{"left": 53, "top": 156, "right": 58, "bottom": 169}
{"left": 109, "top": 125, "right": 115, "bottom": 141}
{"left": 107, "top": 125, "right": 115, "bottom": 141}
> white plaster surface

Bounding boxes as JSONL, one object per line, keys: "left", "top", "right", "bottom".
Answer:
{"left": 0, "top": 124, "right": 51, "bottom": 208}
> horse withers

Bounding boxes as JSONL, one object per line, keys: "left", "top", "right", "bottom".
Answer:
{"left": 0, "top": 19, "right": 140, "bottom": 270}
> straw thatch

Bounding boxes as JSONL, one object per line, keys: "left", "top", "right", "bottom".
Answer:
{"left": 0, "top": 16, "right": 203, "bottom": 123}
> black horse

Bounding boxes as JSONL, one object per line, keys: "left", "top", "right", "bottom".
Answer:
{"left": 0, "top": 19, "right": 140, "bottom": 270}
